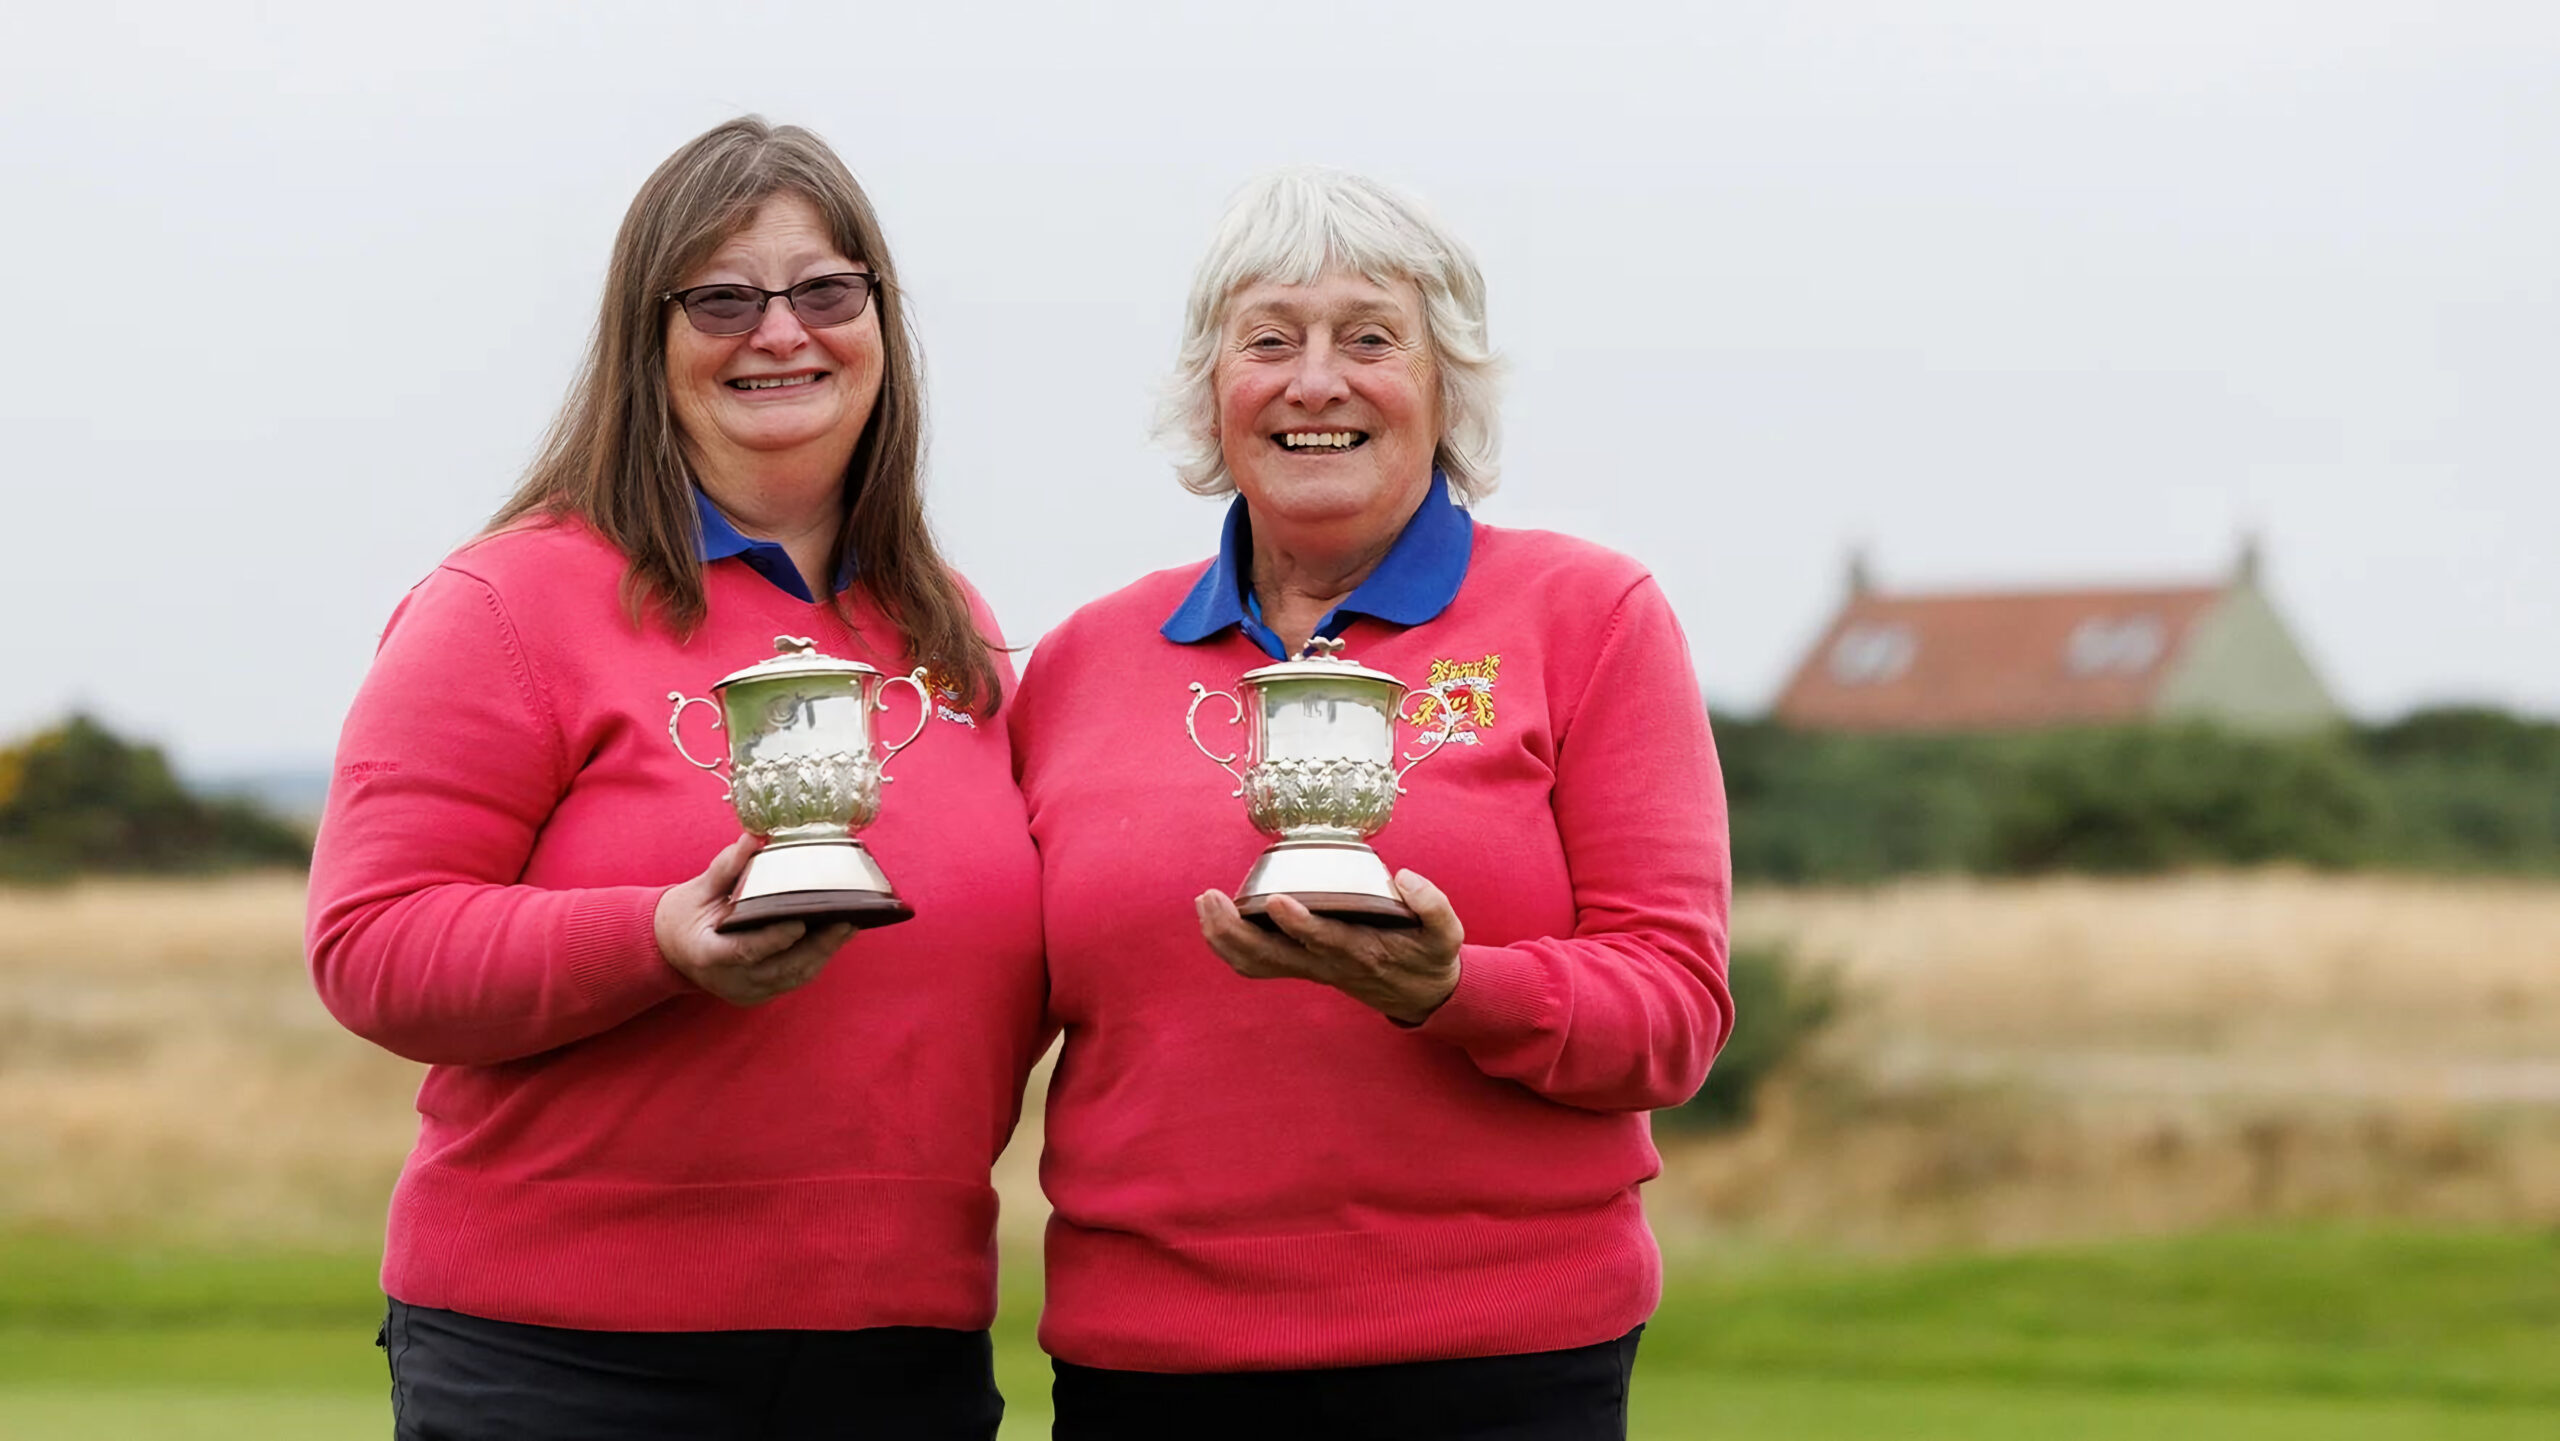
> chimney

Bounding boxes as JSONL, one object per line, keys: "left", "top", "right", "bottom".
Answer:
{"left": 2233, "top": 532, "right": 2262, "bottom": 588}
{"left": 1846, "top": 545, "right": 1875, "bottom": 598}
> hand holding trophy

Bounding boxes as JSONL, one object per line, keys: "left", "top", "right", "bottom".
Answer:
{"left": 669, "top": 636, "right": 932, "bottom": 932}
{"left": 1186, "top": 637, "right": 1471, "bottom": 929}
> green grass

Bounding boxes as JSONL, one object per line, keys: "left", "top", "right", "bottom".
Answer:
{"left": 5, "top": 1229, "right": 2557, "bottom": 1438}
{"left": 0, "top": 1390, "right": 386, "bottom": 1441}
{"left": 1633, "top": 1373, "right": 2560, "bottom": 1441}
{"left": 1647, "top": 1228, "right": 2560, "bottom": 1405}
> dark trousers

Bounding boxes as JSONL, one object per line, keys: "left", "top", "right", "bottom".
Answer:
{"left": 379, "top": 1299, "right": 1003, "bottom": 1440}
{"left": 1052, "top": 1327, "right": 1643, "bottom": 1441}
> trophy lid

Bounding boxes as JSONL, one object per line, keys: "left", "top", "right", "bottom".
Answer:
{"left": 712, "top": 635, "right": 884, "bottom": 691}
{"left": 1238, "top": 636, "right": 1404, "bottom": 689}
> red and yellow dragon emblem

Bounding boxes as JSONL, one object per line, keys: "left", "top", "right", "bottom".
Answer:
{"left": 1407, "top": 653, "right": 1501, "bottom": 737}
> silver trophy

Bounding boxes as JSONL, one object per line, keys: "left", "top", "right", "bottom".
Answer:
{"left": 669, "top": 636, "right": 931, "bottom": 932}
{"left": 1186, "top": 638, "right": 1468, "bottom": 928}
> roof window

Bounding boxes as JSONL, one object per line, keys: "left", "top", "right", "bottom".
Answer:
{"left": 1829, "top": 622, "right": 1916, "bottom": 685}
{"left": 2065, "top": 615, "right": 2165, "bottom": 675}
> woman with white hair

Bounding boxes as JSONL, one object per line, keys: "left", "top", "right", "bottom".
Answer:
{"left": 1009, "top": 168, "right": 1735, "bottom": 1438}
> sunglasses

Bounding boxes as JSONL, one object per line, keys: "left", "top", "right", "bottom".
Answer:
{"left": 661, "top": 272, "right": 881, "bottom": 336}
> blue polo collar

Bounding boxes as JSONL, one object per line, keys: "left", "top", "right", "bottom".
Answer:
{"left": 693, "top": 489, "right": 856, "bottom": 602}
{"left": 1161, "top": 470, "right": 1473, "bottom": 659}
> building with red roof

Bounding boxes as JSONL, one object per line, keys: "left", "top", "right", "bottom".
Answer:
{"left": 1772, "top": 543, "right": 2340, "bottom": 734}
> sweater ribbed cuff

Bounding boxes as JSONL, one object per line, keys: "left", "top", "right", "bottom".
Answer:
{"left": 1415, "top": 943, "right": 1553, "bottom": 1049}
{"left": 563, "top": 887, "right": 689, "bottom": 1007}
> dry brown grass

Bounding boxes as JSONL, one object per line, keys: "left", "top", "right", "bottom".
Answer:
{"left": 1656, "top": 873, "right": 2560, "bottom": 1253}
{"left": 0, "top": 874, "right": 1051, "bottom": 1249}
{"left": 6, "top": 871, "right": 2558, "bottom": 1252}
{"left": 0, "top": 874, "right": 418, "bottom": 1247}
{"left": 1736, "top": 872, "right": 2560, "bottom": 1065}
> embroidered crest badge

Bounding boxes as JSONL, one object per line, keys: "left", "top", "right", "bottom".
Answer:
{"left": 919, "top": 670, "right": 977, "bottom": 728}
{"left": 1409, "top": 653, "right": 1501, "bottom": 745}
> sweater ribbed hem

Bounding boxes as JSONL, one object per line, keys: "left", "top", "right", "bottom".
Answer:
{"left": 384, "top": 1160, "right": 1000, "bottom": 1332}
{"left": 1039, "top": 1192, "right": 1658, "bottom": 1372}
{"left": 562, "top": 887, "right": 687, "bottom": 1009}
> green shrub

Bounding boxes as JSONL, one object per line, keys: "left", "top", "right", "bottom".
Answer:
{"left": 1720, "top": 710, "right": 2560, "bottom": 882}
{"left": 1719, "top": 720, "right": 1994, "bottom": 882}
{"left": 1985, "top": 724, "right": 2383, "bottom": 873}
{"left": 1665, "top": 943, "right": 1840, "bottom": 1130}
{"left": 2355, "top": 708, "right": 2560, "bottom": 872}
{"left": 0, "top": 714, "right": 310, "bottom": 879}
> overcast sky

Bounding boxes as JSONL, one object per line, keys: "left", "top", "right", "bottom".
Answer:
{"left": 4, "top": 1, "right": 2554, "bottom": 773}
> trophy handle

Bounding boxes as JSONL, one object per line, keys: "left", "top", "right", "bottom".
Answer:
{"left": 873, "top": 667, "right": 933, "bottom": 781}
{"left": 666, "top": 692, "right": 733, "bottom": 801}
{"left": 1393, "top": 686, "right": 1472, "bottom": 791}
{"left": 1185, "top": 683, "right": 1246, "bottom": 797}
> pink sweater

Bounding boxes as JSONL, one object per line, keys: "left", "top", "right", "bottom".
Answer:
{"left": 307, "top": 520, "right": 1045, "bottom": 1332}
{"left": 1011, "top": 523, "right": 1732, "bottom": 1372}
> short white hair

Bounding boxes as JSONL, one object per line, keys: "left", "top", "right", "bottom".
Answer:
{"left": 1155, "top": 167, "right": 1504, "bottom": 503}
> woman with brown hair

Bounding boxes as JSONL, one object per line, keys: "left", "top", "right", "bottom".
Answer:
{"left": 307, "top": 117, "right": 1043, "bottom": 1438}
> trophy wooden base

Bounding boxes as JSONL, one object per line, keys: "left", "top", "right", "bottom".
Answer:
{"left": 1234, "top": 837, "right": 1421, "bottom": 931}
{"left": 715, "top": 838, "right": 912, "bottom": 933}
{"left": 1239, "top": 891, "right": 1422, "bottom": 930}
{"left": 720, "top": 889, "right": 914, "bottom": 933}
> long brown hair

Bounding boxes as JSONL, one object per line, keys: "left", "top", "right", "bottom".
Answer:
{"left": 490, "top": 116, "right": 999, "bottom": 714}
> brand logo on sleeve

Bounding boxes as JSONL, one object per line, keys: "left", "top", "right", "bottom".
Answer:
{"left": 1408, "top": 653, "right": 1501, "bottom": 745}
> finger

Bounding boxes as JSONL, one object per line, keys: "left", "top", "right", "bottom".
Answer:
{"left": 729, "top": 952, "right": 819, "bottom": 1006}
{"left": 1201, "top": 891, "right": 1288, "bottom": 950}
{"left": 1196, "top": 892, "right": 1295, "bottom": 978}
{"left": 744, "top": 957, "right": 817, "bottom": 1001}
{"left": 1229, "top": 922, "right": 1330, "bottom": 981}
{"left": 1195, "top": 892, "right": 1256, "bottom": 969}
{"left": 771, "top": 922, "right": 857, "bottom": 973}
{"left": 722, "top": 918, "right": 810, "bottom": 964}
{"left": 1197, "top": 890, "right": 1232, "bottom": 927}
{"left": 1393, "top": 870, "right": 1466, "bottom": 947}
{"left": 1263, "top": 894, "right": 1364, "bottom": 957}
{"left": 701, "top": 833, "right": 762, "bottom": 894}
{"left": 1197, "top": 890, "right": 1262, "bottom": 948}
